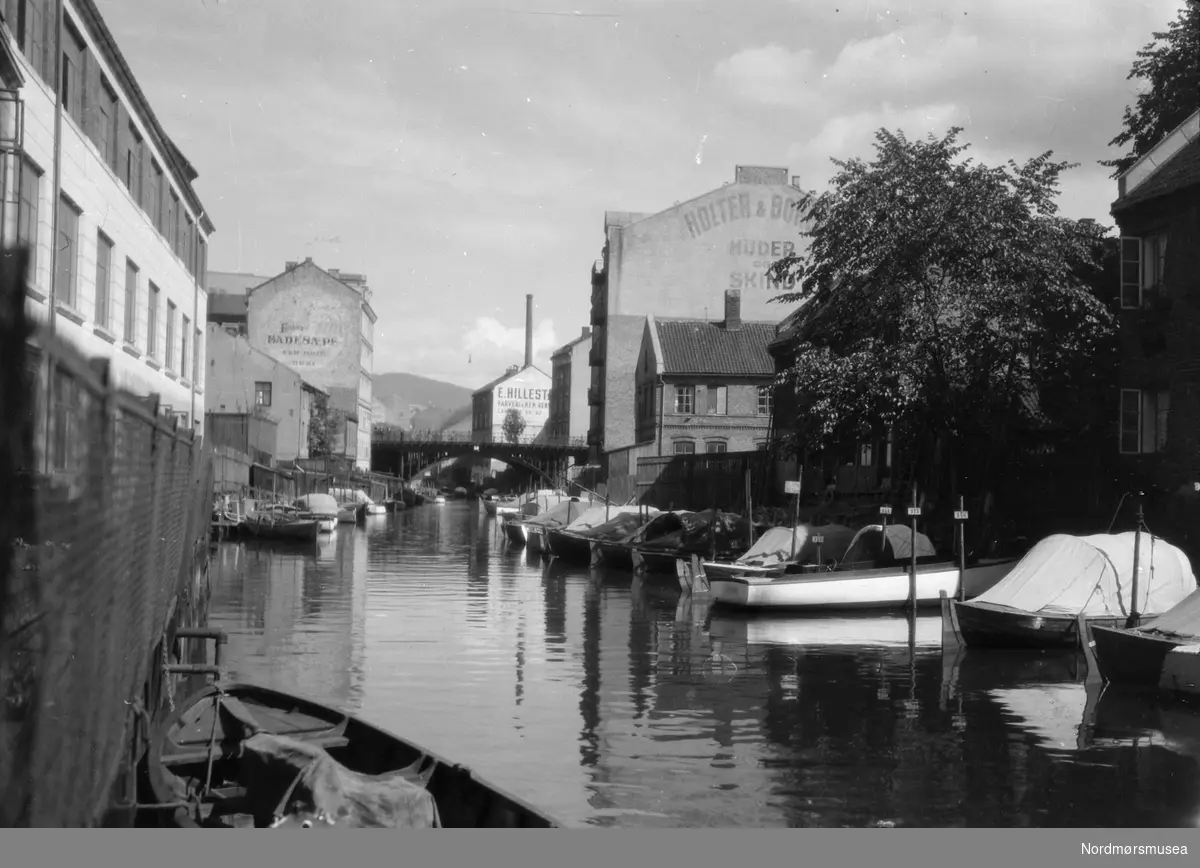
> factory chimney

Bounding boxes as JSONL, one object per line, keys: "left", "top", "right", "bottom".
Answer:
{"left": 524, "top": 294, "right": 534, "bottom": 369}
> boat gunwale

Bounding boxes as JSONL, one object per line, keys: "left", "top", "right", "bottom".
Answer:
{"left": 708, "top": 557, "right": 1018, "bottom": 588}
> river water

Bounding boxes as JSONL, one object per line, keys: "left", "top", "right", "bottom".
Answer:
{"left": 206, "top": 500, "right": 1200, "bottom": 828}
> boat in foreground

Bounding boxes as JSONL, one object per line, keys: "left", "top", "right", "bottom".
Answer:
{"left": 145, "top": 682, "right": 562, "bottom": 828}
{"left": 951, "top": 532, "right": 1196, "bottom": 649}
{"left": 241, "top": 505, "right": 320, "bottom": 542}
{"left": 1091, "top": 587, "right": 1200, "bottom": 697}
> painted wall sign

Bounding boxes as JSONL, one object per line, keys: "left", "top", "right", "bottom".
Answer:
{"left": 250, "top": 287, "right": 361, "bottom": 391}
{"left": 681, "top": 192, "right": 806, "bottom": 240}
{"left": 489, "top": 369, "right": 552, "bottom": 439}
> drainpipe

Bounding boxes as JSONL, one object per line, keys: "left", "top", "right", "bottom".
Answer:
{"left": 42, "top": 0, "right": 64, "bottom": 474}
{"left": 190, "top": 213, "right": 205, "bottom": 435}
{"left": 656, "top": 375, "right": 665, "bottom": 457}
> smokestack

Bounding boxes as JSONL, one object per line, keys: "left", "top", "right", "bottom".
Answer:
{"left": 724, "top": 289, "right": 741, "bottom": 331}
{"left": 524, "top": 293, "right": 534, "bottom": 368}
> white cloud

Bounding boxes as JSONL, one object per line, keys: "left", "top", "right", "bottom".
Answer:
{"left": 712, "top": 45, "right": 820, "bottom": 108}
{"left": 464, "top": 316, "right": 558, "bottom": 363}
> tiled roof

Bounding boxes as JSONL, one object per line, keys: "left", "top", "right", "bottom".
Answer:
{"left": 1112, "top": 133, "right": 1200, "bottom": 213}
{"left": 654, "top": 319, "right": 776, "bottom": 376}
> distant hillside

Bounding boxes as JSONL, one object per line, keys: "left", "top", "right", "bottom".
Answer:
{"left": 372, "top": 372, "right": 473, "bottom": 432}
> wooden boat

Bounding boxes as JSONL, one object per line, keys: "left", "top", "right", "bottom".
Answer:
{"left": 545, "top": 510, "right": 652, "bottom": 565}
{"left": 592, "top": 510, "right": 690, "bottom": 570}
{"left": 503, "top": 499, "right": 585, "bottom": 550}
{"left": 631, "top": 509, "right": 753, "bottom": 575}
{"left": 241, "top": 513, "right": 319, "bottom": 542}
{"left": 1091, "top": 587, "right": 1200, "bottom": 697}
{"left": 484, "top": 496, "right": 521, "bottom": 518}
{"left": 295, "top": 493, "right": 339, "bottom": 534}
{"left": 531, "top": 503, "right": 617, "bottom": 557}
{"left": 701, "top": 523, "right": 858, "bottom": 580}
{"left": 707, "top": 610, "right": 943, "bottom": 650}
{"left": 337, "top": 503, "right": 358, "bottom": 523}
{"left": 951, "top": 532, "right": 1196, "bottom": 649}
{"left": 145, "top": 682, "right": 561, "bottom": 828}
{"left": 433, "top": 495, "right": 446, "bottom": 505}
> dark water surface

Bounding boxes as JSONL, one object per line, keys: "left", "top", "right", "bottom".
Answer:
{"left": 207, "top": 501, "right": 1200, "bottom": 828}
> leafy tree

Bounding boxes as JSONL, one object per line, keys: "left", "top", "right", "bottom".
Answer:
{"left": 1103, "top": 1, "right": 1200, "bottom": 177}
{"left": 308, "top": 396, "right": 346, "bottom": 458}
{"left": 501, "top": 407, "right": 526, "bottom": 444}
{"left": 767, "top": 127, "right": 1114, "bottom": 511}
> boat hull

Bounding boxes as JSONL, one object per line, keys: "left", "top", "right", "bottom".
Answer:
{"left": 525, "top": 524, "right": 549, "bottom": 553}
{"left": 146, "top": 682, "right": 560, "bottom": 828}
{"left": 954, "top": 600, "right": 1132, "bottom": 650}
{"left": 503, "top": 519, "right": 527, "bottom": 547}
{"left": 1090, "top": 625, "right": 1199, "bottom": 694}
{"left": 708, "top": 559, "right": 1015, "bottom": 611}
{"left": 337, "top": 508, "right": 357, "bottom": 523}
{"left": 597, "top": 541, "right": 634, "bottom": 571}
{"left": 242, "top": 519, "right": 320, "bottom": 542}
{"left": 545, "top": 529, "right": 595, "bottom": 564}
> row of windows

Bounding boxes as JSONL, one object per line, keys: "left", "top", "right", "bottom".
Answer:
{"left": 672, "top": 439, "right": 767, "bottom": 455}
{"left": 5, "top": 1, "right": 208, "bottom": 284}
{"left": 673, "top": 384, "right": 772, "bottom": 416}
{"left": 20, "top": 154, "right": 201, "bottom": 382}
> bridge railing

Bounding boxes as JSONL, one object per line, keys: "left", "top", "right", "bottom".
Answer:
{"left": 371, "top": 425, "right": 587, "bottom": 449}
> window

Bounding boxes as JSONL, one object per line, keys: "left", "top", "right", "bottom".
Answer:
{"left": 255, "top": 381, "right": 272, "bottom": 407}
{"left": 146, "top": 159, "right": 162, "bottom": 225}
{"left": 166, "top": 300, "right": 176, "bottom": 369}
{"left": 706, "top": 441, "right": 727, "bottom": 453}
{"left": 166, "top": 191, "right": 178, "bottom": 249}
{"left": 673, "top": 440, "right": 696, "bottom": 455}
{"left": 673, "top": 384, "right": 694, "bottom": 414}
{"left": 196, "top": 237, "right": 208, "bottom": 288}
{"left": 61, "top": 23, "right": 85, "bottom": 129}
{"left": 174, "top": 198, "right": 186, "bottom": 259}
{"left": 124, "top": 259, "right": 139, "bottom": 344}
{"left": 96, "top": 78, "right": 118, "bottom": 167}
{"left": 17, "top": 0, "right": 50, "bottom": 84}
{"left": 184, "top": 214, "right": 194, "bottom": 272}
{"left": 95, "top": 231, "right": 113, "bottom": 330}
{"left": 194, "top": 327, "right": 202, "bottom": 387}
{"left": 17, "top": 157, "right": 41, "bottom": 275}
{"left": 53, "top": 195, "right": 80, "bottom": 308}
{"left": 1121, "top": 233, "right": 1170, "bottom": 309}
{"left": 125, "top": 124, "right": 143, "bottom": 201}
{"left": 1119, "top": 388, "right": 1170, "bottom": 455}
{"left": 147, "top": 281, "right": 159, "bottom": 356}
{"left": 757, "top": 386, "right": 773, "bottom": 416}
{"left": 706, "top": 385, "right": 727, "bottom": 415}
{"left": 181, "top": 315, "right": 190, "bottom": 379}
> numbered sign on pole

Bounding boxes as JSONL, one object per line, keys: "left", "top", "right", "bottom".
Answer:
{"left": 954, "top": 510, "right": 969, "bottom": 521}
{"left": 907, "top": 507, "right": 922, "bottom": 517}
{"left": 812, "top": 534, "right": 825, "bottom": 545}
{"left": 879, "top": 505, "right": 893, "bottom": 516}
{"left": 784, "top": 481, "right": 802, "bottom": 495}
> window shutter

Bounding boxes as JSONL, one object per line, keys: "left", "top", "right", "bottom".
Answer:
{"left": 83, "top": 48, "right": 101, "bottom": 144}
{"left": 115, "top": 101, "right": 132, "bottom": 189}
{"left": 1119, "top": 236, "right": 1142, "bottom": 309}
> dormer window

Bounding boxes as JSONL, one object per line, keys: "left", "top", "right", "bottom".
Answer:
{"left": 1121, "top": 232, "right": 1169, "bottom": 309}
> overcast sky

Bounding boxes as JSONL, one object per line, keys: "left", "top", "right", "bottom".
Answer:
{"left": 98, "top": 0, "right": 1184, "bottom": 389}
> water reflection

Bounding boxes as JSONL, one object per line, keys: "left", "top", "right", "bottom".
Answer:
{"left": 206, "top": 501, "right": 1200, "bottom": 828}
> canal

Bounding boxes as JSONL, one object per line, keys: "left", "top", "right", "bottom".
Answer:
{"left": 208, "top": 500, "right": 1200, "bottom": 828}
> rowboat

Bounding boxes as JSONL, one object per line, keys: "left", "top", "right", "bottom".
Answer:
{"left": 631, "top": 509, "right": 753, "bottom": 575}
{"left": 701, "top": 524, "right": 858, "bottom": 580}
{"left": 1090, "top": 586, "right": 1200, "bottom": 697}
{"left": 951, "top": 532, "right": 1196, "bottom": 649}
{"left": 502, "top": 499, "right": 586, "bottom": 550}
{"left": 336, "top": 503, "right": 358, "bottom": 523}
{"left": 145, "top": 682, "right": 561, "bottom": 828}
{"left": 545, "top": 511, "right": 654, "bottom": 565}
{"left": 433, "top": 495, "right": 446, "bottom": 505}
{"left": 537, "top": 504, "right": 634, "bottom": 559}
{"left": 241, "top": 513, "right": 320, "bottom": 542}
{"left": 295, "top": 493, "right": 338, "bottom": 534}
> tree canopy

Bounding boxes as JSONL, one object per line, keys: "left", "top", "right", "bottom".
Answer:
{"left": 501, "top": 407, "right": 527, "bottom": 444}
{"left": 1104, "top": 0, "right": 1200, "bottom": 177}
{"left": 767, "top": 127, "right": 1114, "bottom": 484}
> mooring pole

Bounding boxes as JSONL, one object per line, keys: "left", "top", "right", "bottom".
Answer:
{"left": 879, "top": 502, "right": 892, "bottom": 562}
{"left": 789, "top": 467, "right": 802, "bottom": 560}
{"left": 1127, "top": 491, "right": 1145, "bottom": 630}
{"left": 907, "top": 486, "right": 920, "bottom": 611}
{"left": 955, "top": 496, "right": 968, "bottom": 602}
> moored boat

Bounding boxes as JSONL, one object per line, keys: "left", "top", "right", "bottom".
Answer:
{"left": 241, "top": 509, "right": 320, "bottom": 542}
{"left": 1091, "top": 587, "right": 1200, "bottom": 697}
{"left": 337, "top": 503, "right": 358, "bottom": 522}
{"left": 631, "top": 509, "right": 752, "bottom": 575}
{"left": 701, "top": 523, "right": 858, "bottom": 580}
{"left": 951, "top": 532, "right": 1196, "bottom": 649}
{"left": 144, "top": 682, "right": 562, "bottom": 828}
{"left": 545, "top": 509, "right": 655, "bottom": 564}
{"left": 295, "top": 493, "right": 339, "bottom": 534}
{"left": 503, "top": 498, "right": 586, "bottom": 549}
{"left": 706, "top": 524, "right": 1015, "bottom": 611}
{"left": 592, "top": 510, "right": 694, "bottom": 570}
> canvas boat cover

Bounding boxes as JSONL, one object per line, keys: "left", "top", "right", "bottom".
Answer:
{"left": 735, "top": 524, "right": 858, "bottom": 567}
{"left": 639, "top": 509, "right": 747, "bottom": 552}
{"left": 562, "top": 504, "right": 645, "bottom": 532}
{"left": 1133, "top": 587, "right": 1200, "bottom": 642}
{"left": 295, "top": 493, "right": 339, "bottom": 516}
{"left": 522, "top": 499, "right": 588, "bottom": 528}
{"left": 839, "top": 524, "right": 937, "bottom": 566}
{"left": 970, "top": 532, "right": 1197, "bottom": 618}
{"left": 519, "top": 492, "right": 580, "bottom": 517}
{"left": 568, "top": 511, "right": 651, "bottom": 541}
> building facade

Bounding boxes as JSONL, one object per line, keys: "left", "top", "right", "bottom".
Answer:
{"left": 471, "top": 363, "right": 552, "bottom": 444}
{"left": 588, "top": 165, "right": 807, "bottom": 465}
{"left": 205, "top": 322, "right": 327, "bottom": 463}
{"left": 632, "top": 290, "right": 775, "bottom": 455}
{"left": 1112, "top": 109, "right": 1200, "bottom": 513}
{"left": 546, "top": 326, "right": 590, "bottom": 446}
{"left": 5, "top": 0, "right": 213, "bottom": 430}
{"left": 242, "top": 258, "right": 376, "bottom": 470}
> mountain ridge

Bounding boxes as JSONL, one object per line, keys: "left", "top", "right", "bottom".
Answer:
{"left": 371, "top": 371, "right": 474, "bottom": 433}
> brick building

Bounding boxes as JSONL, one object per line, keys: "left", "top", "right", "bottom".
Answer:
{"left": 1112, "top": 108, "right": 1200, "bottom": 527}
{"left": 631, "top": 290, "right": 775, "bottom": 455}
{"left": 546, "top": 326, "right": 590, "bottom": 446}
{"left": 5, "top": 0, "right": 213, "bottom": 431}
{"left": 588, "top": 166, "right": 808, "bottom": 467}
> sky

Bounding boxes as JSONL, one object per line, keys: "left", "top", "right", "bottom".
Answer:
{"left": 98, "top": 0, "right": 1186, "bottom": 389}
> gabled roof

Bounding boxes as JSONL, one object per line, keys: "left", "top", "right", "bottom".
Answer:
{"left": 653, "top": 319, "right": 776, "bottom": 376}
{"left": 471, "top": 364, "right": 551, "bottom": 397}
{"left": 247, "top": 258, "right": 377, "bottom": 323}
{"left": 1112, "top": 109, "right": 1200, "bottom": 213}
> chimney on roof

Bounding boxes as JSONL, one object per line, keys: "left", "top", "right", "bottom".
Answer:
{"left": 724, "top": 289, "right": 741, "bottom": 331}
{"left": 328, "top": 268, "right": 340, "bottom": 277}
{"left": 791, "top": 175, "right": 801, "bottom": 187}
{"left": 524, "top": 294, "right": 534, "bottom": 368}
{"left": 305, "top": 256, "right": 313, "bottom": 264}
{"left": 581, "top": 326, "right": 591, "bottom": 339}
{"left": 285, "top": 261, "right": 297, "bottom": 270}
